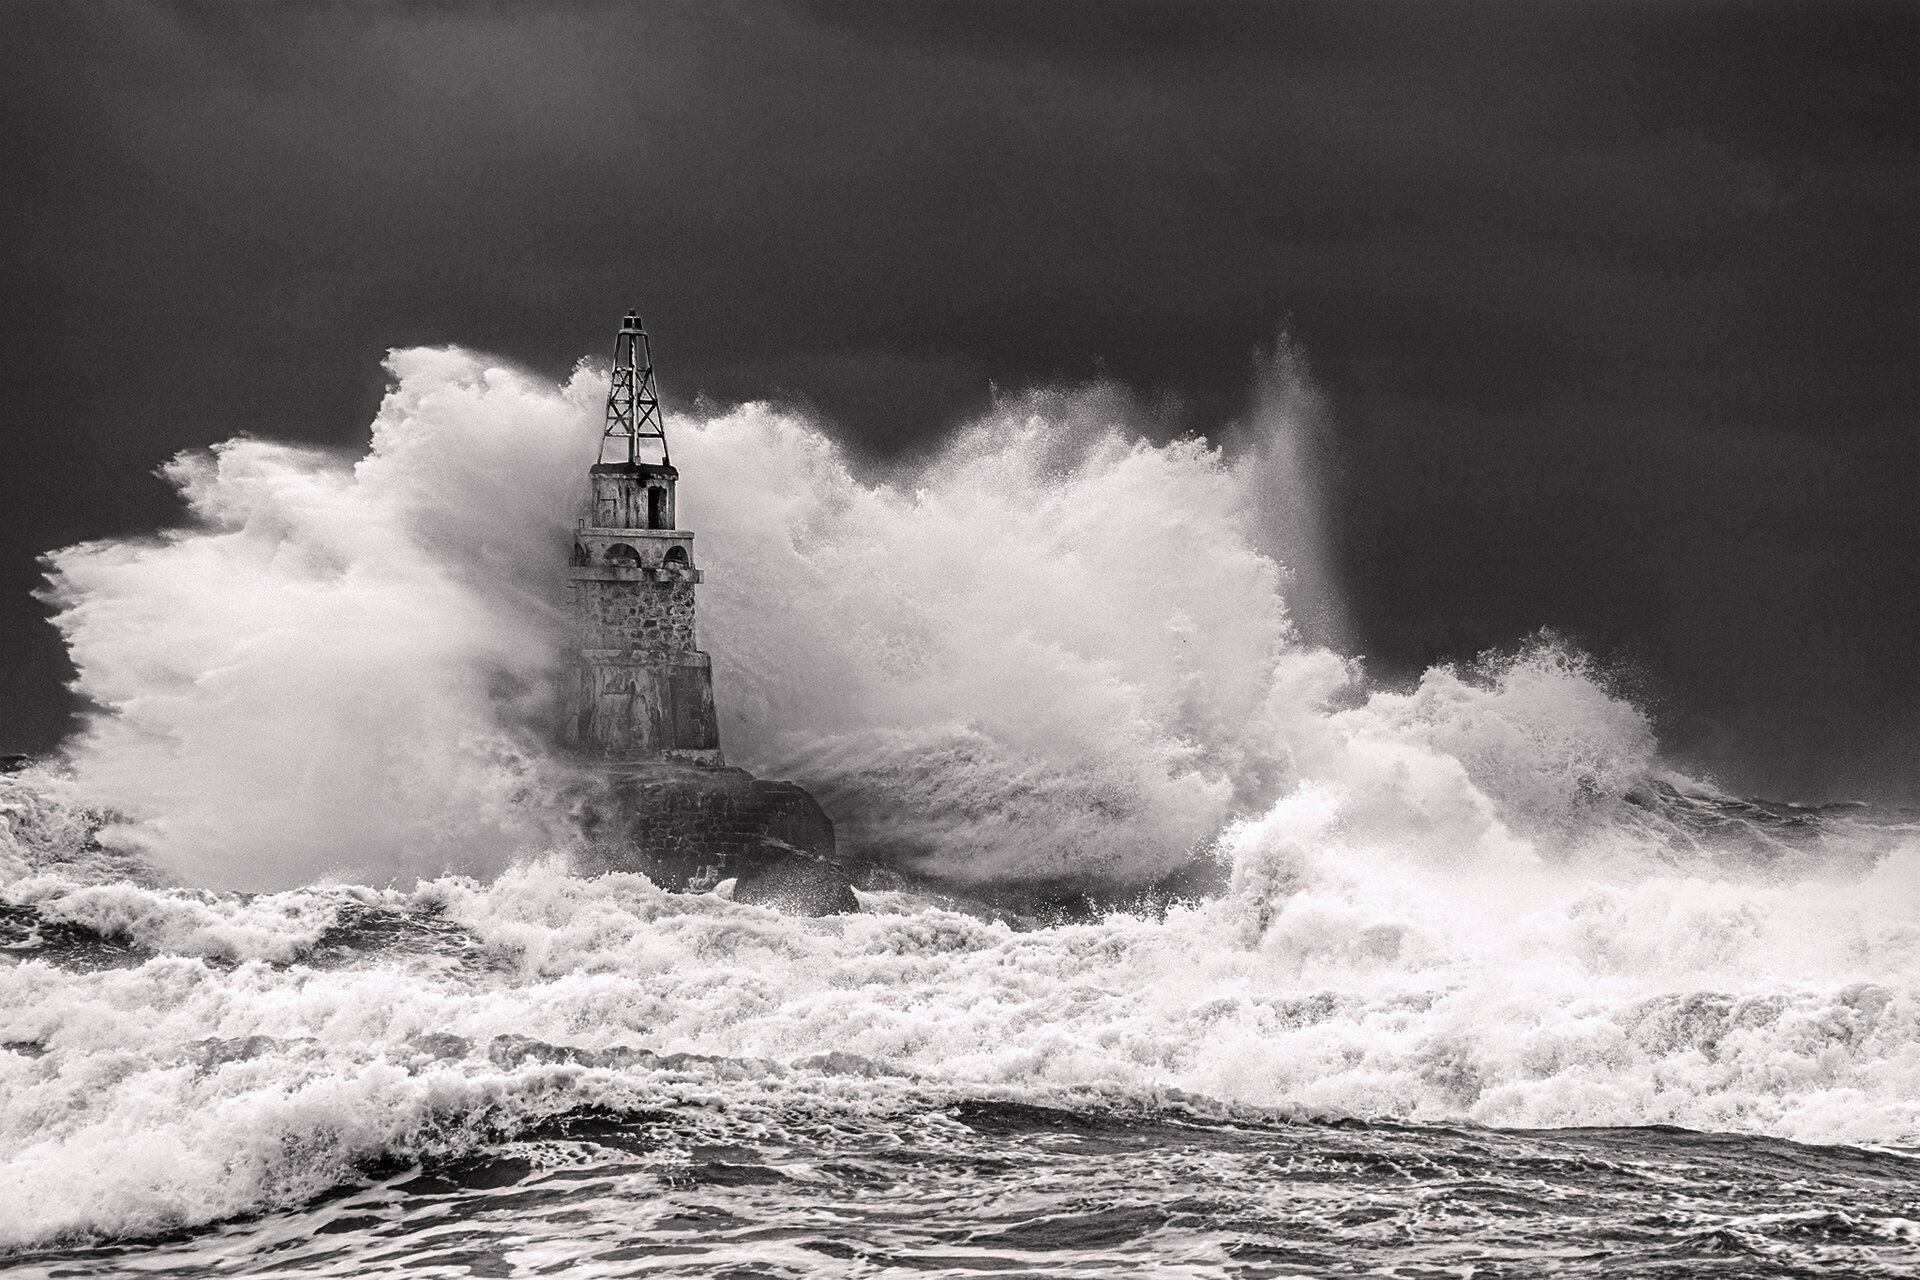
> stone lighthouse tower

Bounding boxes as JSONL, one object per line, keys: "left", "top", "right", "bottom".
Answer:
{"left": 562, "top": 310, "right": 723, "bottom": 764}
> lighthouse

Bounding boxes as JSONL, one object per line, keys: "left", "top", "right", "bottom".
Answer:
{"left": 562, "top": 310, "right": 724, "bottom": 764}
{"left": 558, "top": 310, "right": 848, "bottom": 913}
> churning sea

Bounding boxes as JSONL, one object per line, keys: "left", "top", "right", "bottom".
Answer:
{"left": 4, "top": 776, "right": 1919, "bottom": 1278}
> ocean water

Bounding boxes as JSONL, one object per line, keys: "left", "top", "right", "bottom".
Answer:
{"left": 4, "top": 348, "right": 1918, "bottom": 1275}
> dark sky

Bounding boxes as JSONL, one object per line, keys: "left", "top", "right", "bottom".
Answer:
{"left": 3, "top": 1, "right": 1915, "bottom": 803}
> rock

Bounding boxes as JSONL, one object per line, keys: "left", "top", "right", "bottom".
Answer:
{"left": 733, "top": 851, "right": 859, "bottom": 917}
{"left": 568, "top": 761, "right": 854, "bottom": 912}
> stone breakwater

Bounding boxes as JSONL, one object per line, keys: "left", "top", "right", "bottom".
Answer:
{"left": 566, "top": 763, "right": 855, "bottom": 915}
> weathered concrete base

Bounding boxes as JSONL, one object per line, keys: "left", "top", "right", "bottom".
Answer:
{"left": 566, "top": 762, "right": 855, "bottom": 913}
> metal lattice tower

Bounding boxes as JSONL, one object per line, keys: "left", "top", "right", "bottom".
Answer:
{"left": 600, "top": 310, "right": 670, "bottom": 466}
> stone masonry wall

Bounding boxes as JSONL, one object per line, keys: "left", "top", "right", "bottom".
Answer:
{"left": 574, "top": 580, "right": 696, "bottom": 653}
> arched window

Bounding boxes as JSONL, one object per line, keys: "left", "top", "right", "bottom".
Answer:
{"left": 604, "top": 543, "right": 641, "bottom": 565}
{"left": 663, "top": 545, "right": 690, "bottom": 566}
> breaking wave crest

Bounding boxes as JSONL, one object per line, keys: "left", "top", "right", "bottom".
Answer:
{"left": 32, "top": 343, "right": 1741, "bottom": 892}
